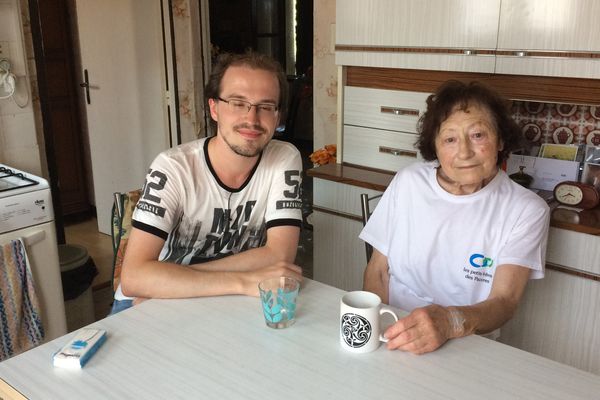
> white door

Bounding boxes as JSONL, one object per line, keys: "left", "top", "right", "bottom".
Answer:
{"left": 75, "top": 0, "right": 174, "bottom": 234}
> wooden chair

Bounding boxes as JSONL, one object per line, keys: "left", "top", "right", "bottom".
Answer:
{"left": 110, "top": 189, "right": 142, "bottom": 294}
{"left": 360, "top": 193, "right": 382, "bottom": 262}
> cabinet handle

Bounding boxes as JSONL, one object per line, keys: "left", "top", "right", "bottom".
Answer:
{"left": 514, "top": 51, "right": 527, "bottom": 57}
{"left": 463, "top": 49, "right": 475, "bottom": 55}
{"left": 379, "top": 146, "right": 417, "bottom": 158}
{"left": 380, "top": 106, "right": 419, "bottom": 117}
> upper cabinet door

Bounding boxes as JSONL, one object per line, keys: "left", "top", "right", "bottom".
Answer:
{"left": 335, "top": 0, "right": 501, "bottom": 72}
{"left": 336, "top": 0, "right": 500, "bottom": 48}
{"left": 496, "top": 0, "right": 600, "bottom": 78}
{"left": 497, "top": 0, "right": 600, "bottom": 52}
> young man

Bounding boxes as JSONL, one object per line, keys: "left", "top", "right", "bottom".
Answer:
{"left": 111, "top": 52, "right": 303, "bottom": 313}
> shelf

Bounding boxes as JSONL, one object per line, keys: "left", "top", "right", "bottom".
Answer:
{"left": 308, "top": 163, "right": 600, "bottom": 236}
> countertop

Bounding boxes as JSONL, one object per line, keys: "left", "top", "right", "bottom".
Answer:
{"left": 308, "top": 163, "right": 600, "bottom": 236}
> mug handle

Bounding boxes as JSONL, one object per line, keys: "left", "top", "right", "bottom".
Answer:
{"left": 379, "top": 307, "right": 399, "bottom": 343}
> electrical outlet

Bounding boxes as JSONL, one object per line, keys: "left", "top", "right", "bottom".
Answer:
{"left": 0, "top": 41, "right": 9, "bottom": 59}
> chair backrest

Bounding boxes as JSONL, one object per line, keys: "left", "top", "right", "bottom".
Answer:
{"left": 110, "top": 189, "right": 142, "bottom": 293}
{"left": 360, "top": 193, "right": 382, "bottom": 262}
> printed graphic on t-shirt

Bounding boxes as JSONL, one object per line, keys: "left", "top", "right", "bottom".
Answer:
{"left": 462, "top": 253, "right": 494, "bottom": 284}
{"left": 133, "top": 138, "right": 303, "bottom": 266}
{"left": 279, "top": 170, "right": 302, "bottom": 210}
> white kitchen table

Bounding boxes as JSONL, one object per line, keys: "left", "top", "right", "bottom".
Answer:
{"left": 0, "top": 279, "right": 599, "bottom": 399}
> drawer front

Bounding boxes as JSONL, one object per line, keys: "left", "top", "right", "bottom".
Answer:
{"left": 343, "top": 125, "right": 421, "bottom": 172}
{"left": 344, "top": 86, "right": 429, "bottom": 133}
{"left": 313, "top": 178, "right": 383, "bottom": 216}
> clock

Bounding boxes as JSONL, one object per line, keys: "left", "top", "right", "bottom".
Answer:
{"left": 553, "top": 181, "right": 600, "bottom": 209}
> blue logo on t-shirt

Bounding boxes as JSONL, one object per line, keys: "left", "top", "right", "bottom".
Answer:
{"left": 469, "top": 253, "right": 494, "bottom": 268}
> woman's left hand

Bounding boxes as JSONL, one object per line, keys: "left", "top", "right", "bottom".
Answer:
{"left": 383, "top": 304, "right": 454, "bottom": 355}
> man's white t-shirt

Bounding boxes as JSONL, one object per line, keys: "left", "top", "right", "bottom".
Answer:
{"left": 115, "top": 137, "right": 302, "bottom": 300}
{"left": 359, "top": 161, "right": 550, "bottom": 312}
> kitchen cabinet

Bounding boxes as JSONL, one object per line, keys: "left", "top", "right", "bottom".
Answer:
{"left": 497, "top": 0, "right": 600, "bottom": 52}
{"left": 495, "top": 0, "right": 600, "bottom": 79}
{"left": 312, "top": 178, "right": 383, "bottom": 291}
{"left": 342, "top": 86, "right": 427, "bottom": 172}
{"left": 335, "top": 0, "right": 500, "bottom": 73}
{"left": 336, "top": 0, "right": 600, "bottom": 79}
{"left": 499, "top": 228, "right": 600, "bottom": 375}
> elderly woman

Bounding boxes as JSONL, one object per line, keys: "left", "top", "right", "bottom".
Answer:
{"left": 360, "top": 80, "right": 550, "bottom": 354}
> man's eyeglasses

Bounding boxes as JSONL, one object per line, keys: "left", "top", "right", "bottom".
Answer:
{"left": 217, "top": 97, "right": 279, "bottom": 117}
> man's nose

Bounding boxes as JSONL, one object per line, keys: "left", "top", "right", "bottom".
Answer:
{"left": 246, "top": 105, "right": 260, "bottom": 121}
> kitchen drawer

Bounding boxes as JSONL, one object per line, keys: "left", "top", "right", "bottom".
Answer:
{"left": 313, "top": 178, "right": 383, "bottom": 216}
{"left": 343, "top": 125, "right": 421, "bottom": 172}
{"left": 344, "top": 86, "right": 428, "bottom": 133}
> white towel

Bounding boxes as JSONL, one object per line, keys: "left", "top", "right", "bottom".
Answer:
{"left": 0, "top": 238, "right": 45, "bottom": 361}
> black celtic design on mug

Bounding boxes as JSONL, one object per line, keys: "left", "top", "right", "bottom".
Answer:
{"left": 341, "top": 313, "right": 372, "bottom": 348}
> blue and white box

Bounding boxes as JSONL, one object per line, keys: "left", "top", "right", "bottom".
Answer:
{"left": 53, "top": 329, "right": 107, "bottom": 369}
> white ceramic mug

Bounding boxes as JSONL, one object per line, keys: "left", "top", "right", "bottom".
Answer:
{"left": 340, "top": 291, "right": 399, "bottom": 353}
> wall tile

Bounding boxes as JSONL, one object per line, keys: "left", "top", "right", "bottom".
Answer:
{"left": 1, "top": 112, "right": 35, "bottom": 148}
{"left": 515, "top": 100, "right": 599, "bottom": 148}
{"left": 1, "top": 145, "right": 41, "bottom": 175}
{"left": 0, "top": 0, "right": 37, "bottom": 169}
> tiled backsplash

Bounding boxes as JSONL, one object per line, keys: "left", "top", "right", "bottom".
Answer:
{"left": 511, "top": 101, "right": 600, "bottom": 149}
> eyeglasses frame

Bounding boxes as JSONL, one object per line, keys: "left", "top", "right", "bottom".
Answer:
{"left": 216, "top": 97, "right": 279, "bottom": 116}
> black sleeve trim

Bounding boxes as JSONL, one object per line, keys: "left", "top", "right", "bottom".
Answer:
{"left": 132, "top": 220, "right": 169, "bottom": 240}
{"left": 266, "top": 218, "right": 302, "bottom": 230}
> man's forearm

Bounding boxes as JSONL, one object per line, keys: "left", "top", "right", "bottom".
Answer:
{"left": 121, "top": 259, "right": 245, "bottom": 299}
{"left": 189, "top": 243, "right": 296, "bottom": 273}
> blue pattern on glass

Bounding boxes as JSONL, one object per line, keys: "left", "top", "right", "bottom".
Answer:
{"left": 261, "top": 286, "right": 298, "bottom": 323}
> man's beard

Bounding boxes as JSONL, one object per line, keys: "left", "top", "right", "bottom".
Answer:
{"left": 221, "top": 123, "right": 268, "bottom": 157}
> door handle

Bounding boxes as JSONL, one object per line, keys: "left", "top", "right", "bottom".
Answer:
{"left": 79, "top": 69, "right": 91, "bottom": 104}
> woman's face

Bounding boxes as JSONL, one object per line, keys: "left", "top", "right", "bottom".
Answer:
{"left": 434, "top": 104, "right": 503, "bottom": 194}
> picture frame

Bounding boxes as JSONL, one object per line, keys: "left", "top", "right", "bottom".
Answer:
{"left": 538, "top": 143, "right": 580, "bottom": 161}
{"left": 582, "top": 145, "right": 600, "bottom": 190}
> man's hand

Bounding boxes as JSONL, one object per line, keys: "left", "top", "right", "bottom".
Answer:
{"left": 242, "top": 261, "right": 303, "bottom": 297}
{"left": 384, "top": 304, "right": 455, "bottom": 355}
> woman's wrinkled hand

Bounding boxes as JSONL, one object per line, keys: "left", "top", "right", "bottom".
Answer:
{"left": 383, "top": 304, "right": 455, "bottom": 355}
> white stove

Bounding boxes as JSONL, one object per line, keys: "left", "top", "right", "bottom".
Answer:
{"left": 0, "top": 163, "right": 67, "bottom": 344}
{"left": 0, "top": 165, "right": 54, "bottom": 234}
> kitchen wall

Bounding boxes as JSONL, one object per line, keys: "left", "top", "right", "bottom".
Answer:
{"left": 313, "top": 0, "right": 337, "bottom": 150}
{"left": 0, "top": 0, "right": 44, "bottom": 176}
{"left": 514, "top": 101, "right": 600, "bottom": 148}
{"left": 0, "top": 0, "right": 205, "bottom": 181}
{"left": 171, "top": 0, "right": 207, "bottom": 143}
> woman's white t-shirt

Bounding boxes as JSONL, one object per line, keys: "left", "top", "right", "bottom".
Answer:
{"left": 359, "top": 161, "right": 550, "bottom": 312}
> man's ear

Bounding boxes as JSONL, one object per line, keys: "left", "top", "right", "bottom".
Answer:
{"left": 208, "top": 98, "right": 218, "bottom": 121}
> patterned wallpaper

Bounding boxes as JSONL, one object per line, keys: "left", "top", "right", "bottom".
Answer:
{"left": 513, "top": 101, "right": 600, "bottom": 148}
{"left": 172, "top": 0, "right": 207, "bottom": 143}
{"left": 313, "top": 0, "right": 337, "bottom": 150}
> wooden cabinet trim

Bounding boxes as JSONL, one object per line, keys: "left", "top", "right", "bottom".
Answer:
{"left": 337, "top": 46, "right": 600, "bottom": 60}
{"left": 346, "top": 67, "right": 600, "bottom": 105}
{"left": 312, "top": 205, "right": 363, "bottom": 222}
{"left": 546, "top": 262, "right": 600, "bottom": 282}
{"left": 336, "top": 45, "right": 497, "bottom": 56}
{"left": 307, "top": 163, "right": 393, "bottom": 192}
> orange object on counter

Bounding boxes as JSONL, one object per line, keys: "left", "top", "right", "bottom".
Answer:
{"left": 309, "top": 144, "right": 337, "bottom": 166}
